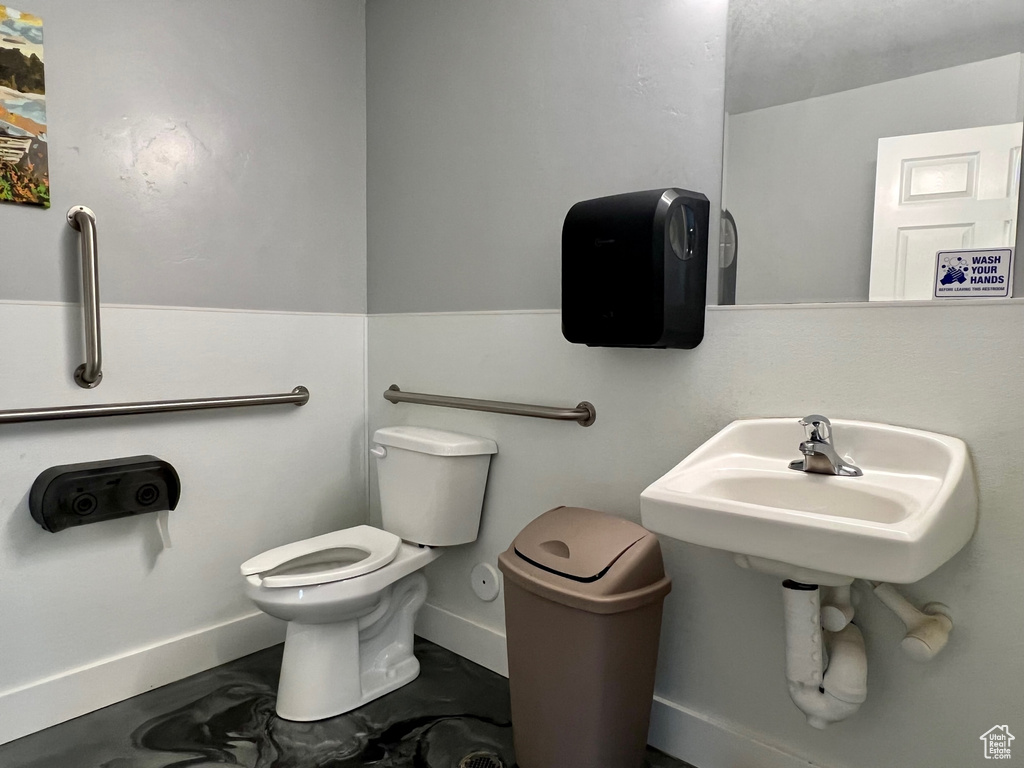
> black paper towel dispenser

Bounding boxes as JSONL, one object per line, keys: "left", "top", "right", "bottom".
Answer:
{"left": 29, "top": 455, "right": 180, "bottom": 533}
{"left": 562, "top": 188, "right": 709, "bottom": 349}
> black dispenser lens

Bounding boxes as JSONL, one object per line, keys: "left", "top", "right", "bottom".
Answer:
{"left": 136, "top": 484, "right": 160, "bottom": 506}
{"left": 72, "top": 493, "right": 98, "bottom": 516}
{"left": 669, "top": 204, "right": 697, "bottom": 261}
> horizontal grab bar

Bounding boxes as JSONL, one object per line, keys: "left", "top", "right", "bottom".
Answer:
{"left": 0, "top": 386, "right": 309, "bottom": 425}
{"left": 383, "top": 385, "right": 596, "bottom": 427}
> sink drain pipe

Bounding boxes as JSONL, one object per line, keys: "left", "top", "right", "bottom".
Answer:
{"left": 782, "top": 580, "right": 867, "bottom": 729}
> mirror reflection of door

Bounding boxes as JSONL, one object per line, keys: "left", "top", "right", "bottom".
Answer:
{"left": 722, "top": 0, "right": 1024, "bottom": 306}
{"left": 869, "top": 122, "right": 1022, "bottom": 300}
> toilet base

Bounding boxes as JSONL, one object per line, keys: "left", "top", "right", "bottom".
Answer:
{"left": 275, "top": 571, "right": 429, "bottom": 721}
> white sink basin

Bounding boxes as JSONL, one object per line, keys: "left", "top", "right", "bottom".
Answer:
{"left": 640, "top": 418, "right": 977, "bottom": 583}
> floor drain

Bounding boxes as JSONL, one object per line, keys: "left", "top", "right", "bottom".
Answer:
{"left": 458, "top": 752, "right": 504, "bottom": 768}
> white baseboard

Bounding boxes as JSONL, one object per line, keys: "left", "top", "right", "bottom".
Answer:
{"left": 649, "top": 696, "right": 821, "bottom": 768}
{"left": 1, "top": 599, "right": 822, "bottom": 767}
{"left": 0, "top": 612, "right": 285, "bottom": 746}
{"left": 416, "top": 602, "right": 509, "bottom": 676}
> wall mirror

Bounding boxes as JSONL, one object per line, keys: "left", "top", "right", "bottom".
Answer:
{"left": 718, "top": 0, "right": 1024, "bottom": 305}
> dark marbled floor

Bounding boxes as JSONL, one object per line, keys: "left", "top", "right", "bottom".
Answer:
{"left": 0, "top": 638, "right": 691, "bottom": 768}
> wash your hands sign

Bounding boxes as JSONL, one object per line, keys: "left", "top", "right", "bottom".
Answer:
{"left": 934, "top": 248, "right": 1014, "bottom": 298}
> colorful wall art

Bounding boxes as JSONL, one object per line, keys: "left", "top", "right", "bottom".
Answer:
{"left": 0, "top": 5, "right": 48, "bottom": 208}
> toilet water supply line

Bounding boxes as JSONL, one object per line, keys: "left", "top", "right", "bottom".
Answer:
{"left": 781, "top": 580, "right": 954, "bottom": 728}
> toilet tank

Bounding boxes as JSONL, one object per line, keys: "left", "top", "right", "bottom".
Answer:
{"left": 372, "top": 427, "right": 497, "bottom": 546}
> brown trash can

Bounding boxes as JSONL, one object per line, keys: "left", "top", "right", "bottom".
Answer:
{"left": 498, "top": 506, "right": 671, "bottom": 768}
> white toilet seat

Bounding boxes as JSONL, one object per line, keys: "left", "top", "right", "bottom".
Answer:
{"left": 240, "top": 526, "right": 402, "bottom": 588}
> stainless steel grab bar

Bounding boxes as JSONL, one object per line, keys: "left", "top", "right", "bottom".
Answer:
{"left": 66, "top": 205, "right": 102, "bottom": 389}
{"left": 383, "top": 385, "right": 596, "bottom": 426}
{"left": 0, "top": 386, "right": 309, "bottom": 425}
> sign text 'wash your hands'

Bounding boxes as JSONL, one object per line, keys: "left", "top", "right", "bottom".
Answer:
{"left": 934, "top": 248, "right": 1014, "bottom": 299}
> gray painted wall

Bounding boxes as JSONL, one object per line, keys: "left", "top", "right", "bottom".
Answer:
{"left": 366, "top": 0, "right": 726, "bottom": 314}
{"left": 725, "top": 54, "right": 1024, "bottom": 305}
{"left": 1, "top": 0, "right": 366, "bottom": 313}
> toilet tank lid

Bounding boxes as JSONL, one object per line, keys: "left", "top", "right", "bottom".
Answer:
{"left": 373, "top": 426, "right": 497, "bottom": 456}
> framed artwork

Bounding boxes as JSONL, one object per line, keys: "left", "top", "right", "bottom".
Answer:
{"left": 0, "top": 5, "right": 48, "bottom": 208}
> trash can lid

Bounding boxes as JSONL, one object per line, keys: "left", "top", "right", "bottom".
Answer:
{"left": 512, "top": 506, "right": 648, "bottom": 581}
{"left": 500, "top": 506, "right": 671, "bottom": 614}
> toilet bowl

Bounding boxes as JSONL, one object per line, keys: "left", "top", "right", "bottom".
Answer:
{"left": 241, "top": 426, "right": 496, "bottom": 721}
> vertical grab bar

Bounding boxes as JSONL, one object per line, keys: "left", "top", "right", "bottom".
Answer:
{"left": 66, "top": 205, "right": 102, "bottom": 388}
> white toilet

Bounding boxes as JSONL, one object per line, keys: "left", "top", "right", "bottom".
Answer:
{"left": 241, "top": 426, "right": 497, "bottom": 721}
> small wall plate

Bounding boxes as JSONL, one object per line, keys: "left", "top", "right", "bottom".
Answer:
{"left": 471, "top": 562, "right": 500, "bottom": 602}
{"left": 65, "top": 205, "right": 96, "bottom": 230}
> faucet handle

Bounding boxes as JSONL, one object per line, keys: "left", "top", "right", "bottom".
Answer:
{"left": 799, "top": 414, "right": 832, "bottom": 443}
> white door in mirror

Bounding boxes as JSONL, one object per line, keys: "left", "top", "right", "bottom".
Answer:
{"left": 869, "top": 122, "right": 1022, "bottom": 301}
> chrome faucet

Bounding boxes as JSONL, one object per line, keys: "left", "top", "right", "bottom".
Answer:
{"left": 788, "top": 415, "right": 863, "bottom": 477}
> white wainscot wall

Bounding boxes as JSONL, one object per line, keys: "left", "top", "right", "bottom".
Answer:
{"left": 368, "top": 306, "right": 1024, "bottom": 768}
{"left": 0, "top": 302, "right": 366, "bottom": 744}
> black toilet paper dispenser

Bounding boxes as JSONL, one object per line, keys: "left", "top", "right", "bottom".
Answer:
{"left": 29, "top": 455, "right": 180, "bottom": 533}
{"left": 562, "top": 187, "right": 710, "bottom": 349}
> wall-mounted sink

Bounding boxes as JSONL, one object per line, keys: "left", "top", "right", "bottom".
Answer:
{"left": 640, "top": 418, "right": 977, "bottom": 583}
